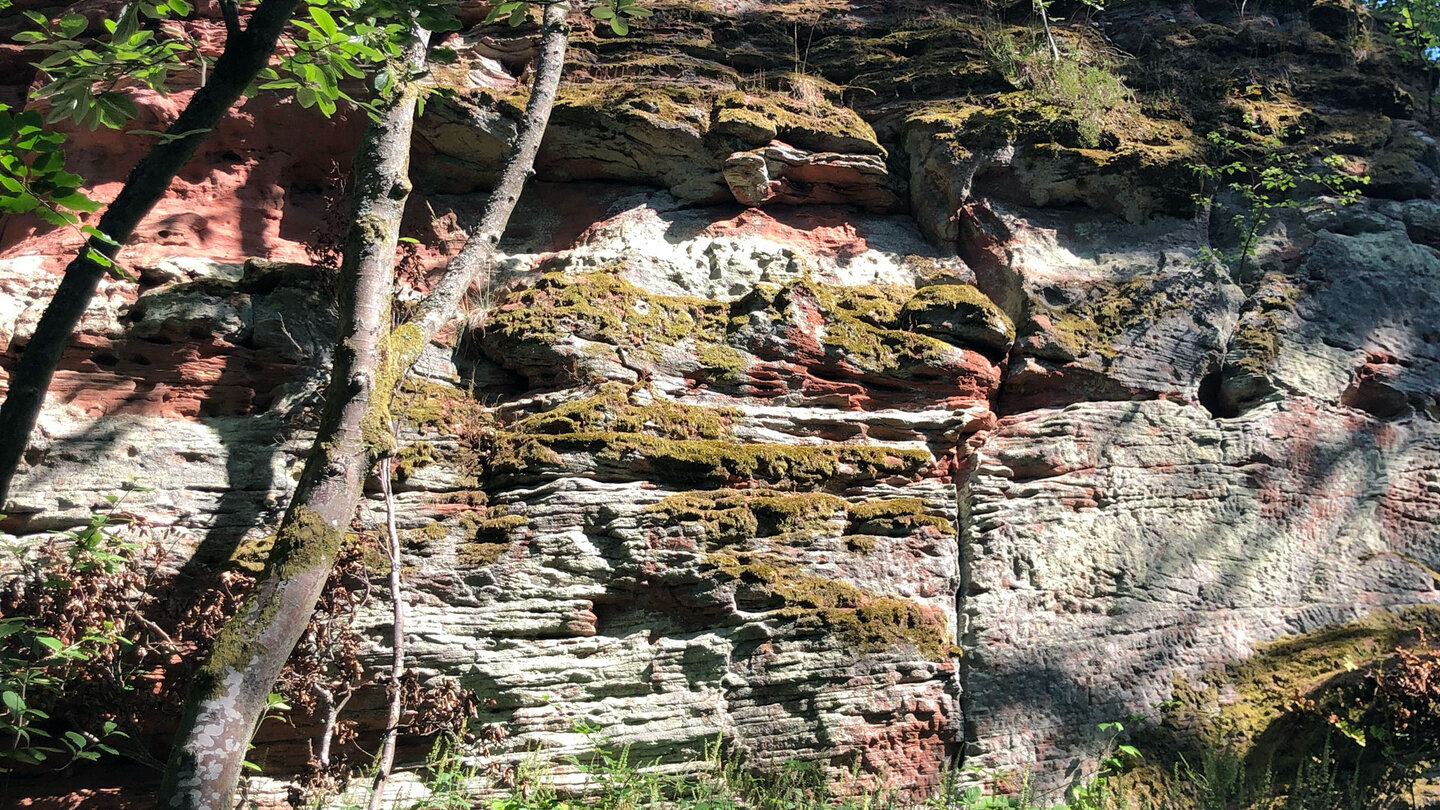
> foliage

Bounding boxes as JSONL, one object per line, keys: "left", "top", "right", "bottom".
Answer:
{"left": 1291, "top": 629, "right": 1440, "bottom": 806}
{"left": 0, "top": 104, "right": 101, "bottom": 228}
{"left": 257, "top": 0, "right": 420, "bottom": 117}
{"left": 590, "top": 0, "right": 653, "bottom": 36}
{"left": 15, "top": 0, "right": 200, "bottom": 131}
{"left": 1192, "top": 118, "right": 1368, "bottom": 277}
{"left": 984, "top": 25, "right": 1132, "bottom": 148}
{"left": 1363, "top": 0, "right": 1440, "bottom": 113}
{"left": 0, "top": 494, "right": 150, "bottom": 773}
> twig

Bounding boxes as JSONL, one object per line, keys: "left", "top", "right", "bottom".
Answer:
{"left": 314, "top": 683, "right": 354, "bottom": 770}
{"left": 367, "top": 455, "right": 406, "bottom": 810}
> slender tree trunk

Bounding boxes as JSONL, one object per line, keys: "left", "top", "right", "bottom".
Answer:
{"left": 367, "top": 456, "right": 405, "bottom": 810}
{"left": 0, "top": 0, "right": 302, "bottom": 506}
{"left": 157, "top": 4, "right": 571, "bottom": 805}
{"left": 1036, "top": 0, "right": 1060, "bottom": 61}
{"left": 156, "top": 24, "right": 432, "bottom": 810}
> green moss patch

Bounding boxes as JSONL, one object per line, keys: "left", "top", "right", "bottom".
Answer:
{"left": 1039, "top": 275, "right": 1192, "bottom": 362}
{"left": 485, "top": 271, "right": 728, "bottom": 364}
{"left": 1158, "top": 606, "right": 1440, "bottom": 792}
{"left": 511, "top": 382, "right": 737, "bottom": 441}
{"left": 900, "top": 284, "right": 1015, "bottom": 351}
{"left": 491, "top": 431, "right": 931, "bottom": 488}
{"left": 712, "top": 84, "right": 883, "bottom": 155}
{"left": 847, "top": 498, "right": 954, "bottom": 537}
{"left": 705, "top": 551, "right": 955, "bottom": 661}
{"left": 644, "top": 490, "right": 847, "bottom": 544}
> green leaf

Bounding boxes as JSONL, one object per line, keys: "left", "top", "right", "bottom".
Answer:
{"left": 310, "top": 6, "right": 338, "bottom": 38}
{"left": 51, "top": 191, "right": 100, "bottom": 212}
{"left": 620, "top": 5, "right": 651, "bottom": 16}
{"left": 591, "top": 6, "right": 614, "bottom": 18}
{"left": 610, "top": 16, "right": 628, "bottom": 35}
{"left": 59, "top": 13, "right": 88, "bottom": 37}
{"left": 63, "top": 731, "right": 88, "bottom": 748}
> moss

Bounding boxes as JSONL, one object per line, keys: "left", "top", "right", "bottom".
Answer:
{"left": 492, "top": 274, "right": 967, "bottom": 384}
{"left": 769, "top": 283, "right": 963, "bottom": 378}
{"left": 226, "top": 534, "right": 276, "bottom": 574}
{"left": 396, "top": 378, "right": 491, "bottom": 433}
{"left": 458, "top": 542, "right": 512, "bottom": 568}
{"left": 402, "top": 521, "right": 449, "bottom": 550}
{"left": 698, "top": 344, "right": 747, "bottom": 385}
{"left": 900, "top": 284, "right": 1016, "bottom": 350}
{"left": 712, "top": 87, "right": 883, "bottom": 154}
{"left": 845, "top": 535, "right": 879, "bottom": 554}
{"left": 574, "top": 433, "right": 932, "bottom": 488}
{"left": 645, "top": 490, "right": 846, "bottom": 543}
{"left": 511, "top": 382, "right": 737, "bottom": 441}
{"left": 362, "top": 322, "right": 428, "bottom": 455}
{"left": 396, "top": 441, "right": 439, "bottom": 480}
{"left": 268, "top": 505, "right": 348, "bottom": 583}
{"left": 1042, "top": 275, "right": 1188, "bottom": 361}
{"left": 1228, "top": 278, "right": 1301, "bottom": 377}
{"left": 846, "top": 498, "right": 955, "bottom": 537}
{"left": 471, "top": 513, "right": 528, "bottom": 543}
{"left": 1161, "top": 606, "right": 1440, "bottom": 772}
{"left": 703, "top": 551, "right": 955, "bottom": 661}
{"left": 486, "top": 271, "right": 728, "bottom": 364}
{"left": 555, "top": 80, "right": 717, "bottom": 136}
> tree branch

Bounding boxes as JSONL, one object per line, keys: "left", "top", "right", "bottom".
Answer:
{"left": 408, "top": 1, "right": 572, "bottom": 346}
{"left": 220, "top": 0, "right": 243, "bottom": 39}
{"left": 0, "top": 0, "right": 302, "bottom": 507}
{"left": 366, "top": 455, "right": 406, "bottom": 810}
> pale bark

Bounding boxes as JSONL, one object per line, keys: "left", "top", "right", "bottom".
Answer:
{"left": 156, "top": 3, "right": 572, "bottom": 805}
{"left": 366, "top": 456, "right": 405, "bottom": 810}
{"left": 156, "top": 24, "right": 432, "bottom": 810}
{"left": 0, "top": 0, "right": 302, "bottom": 506}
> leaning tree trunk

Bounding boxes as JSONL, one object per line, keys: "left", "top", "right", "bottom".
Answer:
{"left": 156, "top": 4, "right": 571, "bottom": 807}
{"left": 155, "top": 23, "right": 432, "bottom": 809}
{"left": 0, "top": 0, "right": 303, "bottom": 507}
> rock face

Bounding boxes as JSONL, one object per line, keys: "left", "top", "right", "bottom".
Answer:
{"left": 2, "top": 0, "right": 1440, "bottom": 806}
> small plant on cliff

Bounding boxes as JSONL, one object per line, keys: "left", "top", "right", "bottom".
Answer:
{"left": 1192, "top": 119, "right": 1368, "bottom": 278}
{"left": 1364, "top": 0, "right": 1440, "bottom": 116}
{"left": 0, "top": 492, "right": 153, "bottom": 779}
{"left": 984, "top": 22, "right": 1132, "bottom": 148}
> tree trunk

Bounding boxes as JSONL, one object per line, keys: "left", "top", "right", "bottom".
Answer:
{"left": 155, "top": 23, "right": 432, "bottom": 809}
{"left": 0, "top": 0, "right": 302, "bottom": 507}
{"left": 156, "top": 3, "right": 571, "bottom": 805}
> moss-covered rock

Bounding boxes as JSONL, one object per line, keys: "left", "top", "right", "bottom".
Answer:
{"left": 510, "top": 382, "right": 738, "bottom": 441}
{"left": 704, "top": 551, "right": 955, "bottom": 661}
{"left": 1160, "top": 606, "right": 1440, "bottom": 788}
{"left": 645, "top": 490, "right": 847, "bottom": 544}
{"left": 846, "top": 497, "right": 955, "bottom": 537}
{"left": 712, "top": 83, "right": 884, "bottom": 155}
{"left": 900, "top": 284, "right": 1015, "bottom": 352}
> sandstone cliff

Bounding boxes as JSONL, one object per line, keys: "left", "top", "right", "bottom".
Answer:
{"left": 1, "top": 0, "right": 1439, "bottom": 806}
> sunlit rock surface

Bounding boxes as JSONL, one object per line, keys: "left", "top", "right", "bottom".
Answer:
{"left": 2, "top": 0, "right": 1439, "bottom": 806}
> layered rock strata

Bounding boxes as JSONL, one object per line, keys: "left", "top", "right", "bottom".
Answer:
{"left": 2, "top": 0, "right": 1440, "bottom": 805}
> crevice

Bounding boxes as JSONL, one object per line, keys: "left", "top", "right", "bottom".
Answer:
{"left": 1197, "top": 364, "right": 1236, "bottom": 419}
{"left": 951, "top": 443, "right": 981, "bottom": 773}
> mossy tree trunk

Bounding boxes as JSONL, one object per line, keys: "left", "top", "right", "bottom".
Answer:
{"left": 0, "top": 0, "right": 303, "bottom": 508}
{"left": 156, "top": 23, "right": 432, "bottom": 810}
{"left": 157, "top": 4, "right": 572, "bottom": 807}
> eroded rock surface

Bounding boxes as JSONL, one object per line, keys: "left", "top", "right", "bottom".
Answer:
{"left": 2, "top": 0, "right": 1440, "bottom": 806}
